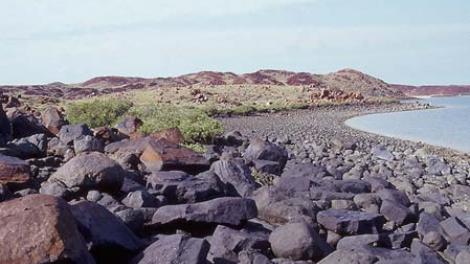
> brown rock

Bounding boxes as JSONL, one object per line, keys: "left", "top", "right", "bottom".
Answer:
{"left": 140, "top": 139, "right": 209, "bottom": 174}
{"left": 41, "top": 106, "right": 66, "bottom": 134}
{"left": 0, "top": 194, "right": 94, "bottom": 264}
{"left": 0, "top": 154, "right": 31, "bottom": 186}
{"left": 149, "top": 127, "right": 184, "bottom": 145}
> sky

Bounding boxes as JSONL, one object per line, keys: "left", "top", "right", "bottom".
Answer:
{"left": 1, "top": 0, "right": 469, "bottom": 85}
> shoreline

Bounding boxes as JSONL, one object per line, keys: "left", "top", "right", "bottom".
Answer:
{"left": 220, "top": 102, "right": 469, "bottom": 165}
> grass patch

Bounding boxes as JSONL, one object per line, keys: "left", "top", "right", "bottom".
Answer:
{"left": 129, "top": 105, "right": 224, "bottom": 144}
{"left": 66, "top": 98, "right": 133, "bottom": 127}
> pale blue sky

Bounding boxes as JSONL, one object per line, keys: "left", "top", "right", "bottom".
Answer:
{"left": 1, "top": 0, "right": 469, "bottom": 85}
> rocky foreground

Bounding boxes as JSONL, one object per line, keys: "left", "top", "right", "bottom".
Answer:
{"left": 1, "top": 98, "right": 470, "bottom": 264}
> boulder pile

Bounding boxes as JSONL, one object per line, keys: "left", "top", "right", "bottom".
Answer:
{"left": 0, "top": 99, "right": 469, "bottom": 264}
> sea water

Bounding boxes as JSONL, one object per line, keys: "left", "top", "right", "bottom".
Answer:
{"left": 345, "top": 96, "right": 470, "bottom": 153}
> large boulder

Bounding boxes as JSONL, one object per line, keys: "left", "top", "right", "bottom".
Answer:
{"left": 140, "top": 139, "right": 210, "bottom": 174}
{"left": 0, "top": 154, "right": 31, "bottom": 187}
{"left": 146, "top": 170, "right": 225, "bottom": 204}
{"left": 208, "top": 224, "right": 270, "bottom": 263}
{"left": 269, "top": 222, "right": 331, "bottom": 261}
{"left": 74, "top": 135, "right": 104, "bottom": 154}
{"left": 152, "top": 197, "right": 257, "bottom": 227}
{"left": 211, "top": 154, "right": 258, "bottom": 197}
{"left": 244, "top": 138, "right": 288, "bottom": 168}
{"left": 58, "top": 124, "right": 93, "bottom": 145}
{"left": 48, "top": 152, "right": 126, "bottom": 193}
{"left": 0, "top": 194, "right": 94, "bottom": 264}
{"left": 9, "top": 112, "right": 50, "bottom": 138}
{"left": 41, "top": 106, "right": 66, "bottom": 134}
{"left": 131, "top": 234, "right": 209, "bottom": 264}
{"left": 70, "top": 201, "right": 143, "bottom": 261}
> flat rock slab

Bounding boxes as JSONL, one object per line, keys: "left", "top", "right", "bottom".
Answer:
{"left": 317, "top": 209, "right": 385, "bottom": 235}
{"left": 0, "top": 194, "right": 94, "bottom": 264}
{"left": 152, "top": 197, "right": 257, "bottom": 227}
{"left": 0, "top": 154, "right": 31, "bottom": 185}
{"left": 140, "top": 139, "right": 210, "bottom": 174}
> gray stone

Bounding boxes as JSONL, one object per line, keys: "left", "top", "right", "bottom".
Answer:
{"left": 269, "top": 222, "right": 330, "bottom": 261}
{"left": 152, "top": 197, "right": 257, "bottom": 227}
{"left": 58, "top": 124, "right": 93, "bottom": 145}
{"left": 317, "top": 209, "right": 384, "bottom": 235}
{"left": 131, "top": 234, "right": 209, "bottom": 264}
{"left": 211, "top": 156, "right": 258, "bottom": 197}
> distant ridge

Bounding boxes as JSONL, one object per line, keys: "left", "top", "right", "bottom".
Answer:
{"left": 1, "top": 69, "right": 409, "bottom": 100}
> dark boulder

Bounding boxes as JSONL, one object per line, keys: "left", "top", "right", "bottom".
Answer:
{"left": 74, "top": 135, "right": 104, "bottom": 154}
{"left": 131, "top": 234, "right": 209, "bottom": 264}
{"left": 147, "top": 170, "right": 225, "bottom": 204}
{"left": 71, "top": 201, "right": 143, "bottom": 262}
{"left": 269, "top": 222, "right": 331, "bottom": 261}
{"left": 244, "top": 138, "right": 288, "bottom": 168}
{"left": 209, "top": 225, "right": 270, "bottom": 263}
{"left": 317, "top": 209, "right": 385, "bottom": 235}
{"left": 211, "top": 154, "right": 258, "bottom": 197}
{"left": 152, "top": 197, "right": 257, "bottom": 227}
{"left": 58, "top": 123, "right": 93, "bottom": 145}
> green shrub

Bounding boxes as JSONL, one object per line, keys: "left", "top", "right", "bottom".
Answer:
{"left": 66, "top": 98, "right": 133, "bottom": 128}
{"left": 130, "top": 105, "right": 223, "bottom": 144}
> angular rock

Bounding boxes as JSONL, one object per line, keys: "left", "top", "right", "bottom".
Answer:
{"left": 71, "top": 201, "right": 143, "bottom": 261}
{"left": 0, "top": 194, "right": 94, "bottom": 264}
{"left": 48, "top": 152, "right": 126, "bottom": 193}
{"left": 317, "top": 209, "right": 385, "bottom": 235}
{"left": 140, "top": 139, "right": 210, "bottom": 174}
{"left": 131, "top": 234, "right": 209, "bottom": 264}
{"left": 152, "top": 197, "right": 257, "bottom": 227}
{"left": 147, "top": 170, "right": 225, "bottom": 203}
{"left": 439, "top": 217, "right": 470, "bottom": 245}
{"left": 380, "top": 199, "right": 414, "bottom": 226}
{"left": 74, "top": 135, "right": 104, "bottom": 154}
{"left": 122, "top": 190, "right": 161, "bottom": 208}
{"left": 244, "top": 137, "right": 288, "bottom": 168}
{"left": 211, "top": 155, "right": 258, "bottom": 197}
{"left": 371, "top": 145, "right": 394, "bottom": 161}
{"left": 0, "top": 154, "right": 31, "bottom": 186}
{"left": 10, "top": 112, "right": 50, "bottom": 138}
{"left": 58, "top": 123, "right": 93, "bottom": 145}
{"left": 209, "top": 225, "right": 270, "bottom": 263}
{"left": 269, "top": 222, "right": 331, "bottom": 261}
{"left": 41, "top": 106, "right": 66, "bottom": 134}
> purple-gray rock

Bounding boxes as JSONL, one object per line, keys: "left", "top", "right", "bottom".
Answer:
{"left": 151, "top": 197, "right": 257, "bottom": 227}
{"left": 317, "top": 209, "right": 384, "bottom": 235}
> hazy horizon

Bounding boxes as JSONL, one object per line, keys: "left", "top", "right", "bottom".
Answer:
{"left": 1, "top": 0, "right": 469, "bottom": 86}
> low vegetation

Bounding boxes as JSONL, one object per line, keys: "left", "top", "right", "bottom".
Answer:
{"left": 64, "top": 84, "right": 398, "bottom": 147}
{"left": 66, "top": 98, "right": 223, "bottom": 145}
